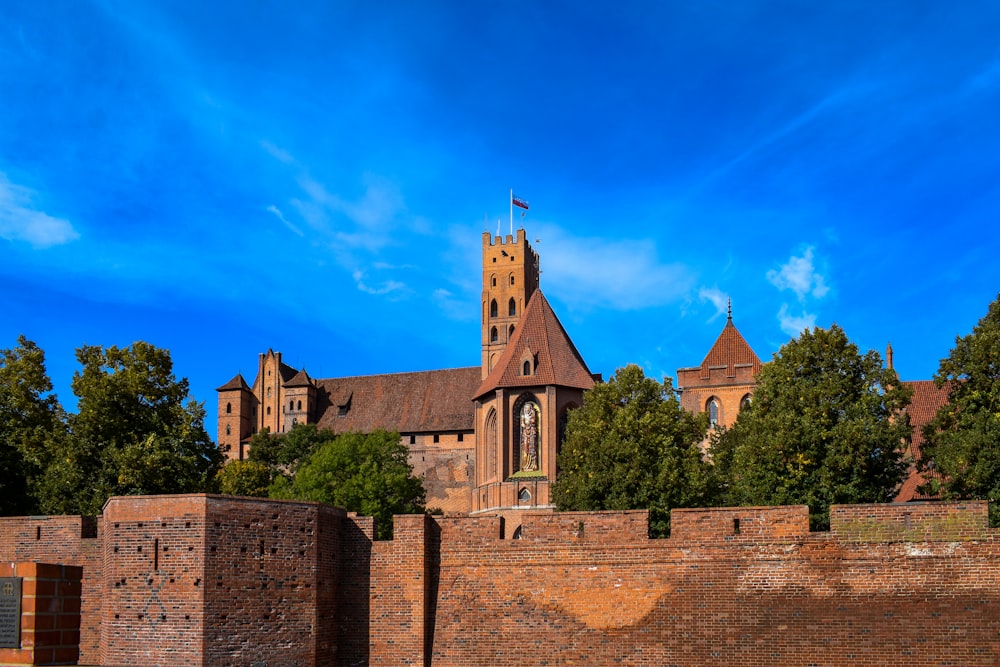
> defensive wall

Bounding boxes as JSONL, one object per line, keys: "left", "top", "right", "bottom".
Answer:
{"left": 1, "top": 495, "right": 998, "bottom": 666}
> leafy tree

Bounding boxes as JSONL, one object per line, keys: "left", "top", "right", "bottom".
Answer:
{"left": 273, "top": 429, "right": 425, "bottom": 539}
{"left": 217, "top": 460, "right": 272, "bottom": 497}
{"left": 552, "top": 364, "right": 711, "bottom": 537}
{"left": 0, "top": 336, "right": 66, "bottom": 515}
{"left": 711, "top": 324, "right": 911, "bottom": 529}
{"left": 39, "top": 342, "right": 222, "bottom": 515}
{"left": 248, "top": 423, "right": 330, "bottom": 480}
{"left": 919, "top": 293, "right": 1000, "bottom": 525}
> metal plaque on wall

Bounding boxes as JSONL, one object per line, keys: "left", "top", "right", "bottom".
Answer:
{"left": 0, "top": 577, "right": 22, "bottom": 648}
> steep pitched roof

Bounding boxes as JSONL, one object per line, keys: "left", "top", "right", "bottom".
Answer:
{"left": 314, "top": 367, "right": 481, "bottom": 434}
{"left": 696, "top": 315, "right": 762, "bottom": 376}
{"left": 283, "top": 369, "right": 314, "bottom": 388}
{"left": 216, "top": 373, "right": 251, "bottom": 392}
{"left": 895, "top": 380, "right": 951, "bottom": 502}
{"left": 474, "top": 290, "right": 595, "bottom": 400}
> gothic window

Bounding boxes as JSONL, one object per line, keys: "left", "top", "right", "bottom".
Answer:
{"left": 491, "top": 327, "right": 498, "bottom": 342}
{"left": 518, "top": 488, "right": 531, "bottom": 503}
{"left": 266, "top": 406, "right": 271, "bottom": 415}
{"left": 740, "top": 394, "right": 752, "bottom": 411}
{"left": 508, "top": 298, "right": 516, "bottom": 316}
{"left": 297, "top": 400, "right": 302, "bottom": 411}
{"left": 226, "top": 402, "right": 232, "bottom": 414}
{"left": 485, "top": 409, "right": 498, "bottom": 480}
{"left": 523, "top": 360, "right": 531, "bottom": 376}
{"left": 289, "top": 400, "right": 294, "bottom": 411}
{"left": 490, "top": 299, "right": 498, "bottom": 317}
{"left": 491, "top": 275, "right": 497, "bottom": 287}
{"left": 707, "top": 397, "right": 721, "bottom": 428}
{"left": 510, "top": 274, "right": 515, "bottom": 285}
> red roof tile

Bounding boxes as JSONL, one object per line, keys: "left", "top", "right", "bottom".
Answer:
{"left": 314, "top": 367, "right": 481, "bottom": 434}
{"left": 216, "top": 373, "right": 251, "bottom": 392}
{"left": 283, "top": 369, "right": 314, "bottom": 388}
{"left": 697, "top": 316, "right": 763, "bottom": 376}
{"left": 895, "top": 380, "right": 951, "bottom": 502}
{"left": 474, "top": 290, "right": 595, "bottom": 400}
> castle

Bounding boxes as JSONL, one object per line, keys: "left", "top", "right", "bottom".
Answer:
{"left": 217, "top": 227, "right": 942, "bottom": 510}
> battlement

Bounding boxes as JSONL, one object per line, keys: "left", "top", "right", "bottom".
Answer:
{"left": 482, "top": 228, "right": 529, "bottom": 248}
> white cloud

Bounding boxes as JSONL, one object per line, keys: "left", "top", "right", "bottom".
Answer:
{"left": 767, "top": 246, "right": 829, "bottom": 301}
{"left": 266, "top": 205, "right": 304, "bottom": 237}
{"left": 352, "top": 270, "right": 404, "bottom": 296}
{"left": 777, "top": 303, "right": 816, "bottom": 337}
{"left": 698, "top": 286, "right": 729, "bottom": 321}
{"left": 260, "top": 140, "right": 296, "bottom": 164}
{"left": 0, "top": 174, "right": 79, "bottom": 248}
{"left": 531, "top": 222, "right": 697, "bottom": 310}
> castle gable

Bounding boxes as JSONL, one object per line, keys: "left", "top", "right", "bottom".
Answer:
{"left": 474, "top": 290, "right": 595, "bottom": 399}
{"left": 697, "top": 315, "right": 762, "bottom": 378}
{"left": 216, "top": 373, "right": 251, "bottom": 392}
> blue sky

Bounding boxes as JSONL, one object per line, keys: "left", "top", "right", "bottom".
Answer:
{"left": 3, "top": 1, "right": 1000, "bottom": 434}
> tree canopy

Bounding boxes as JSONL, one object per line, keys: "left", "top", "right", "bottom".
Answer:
{"left": 919, "top": 293, "right": 1000, "bottom": 524}
{"left": 710, "top": 324, "right": 911, "bottom": 529}
{"left": 552, "top": 364, "right": 711, "bottom": 537}
{"left": 266, "top": 427, "right": 426, "bottom": 539}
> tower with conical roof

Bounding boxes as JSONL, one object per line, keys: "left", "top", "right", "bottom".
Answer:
{"left": 676, "top": 301, "right": 762, "bottom": 431}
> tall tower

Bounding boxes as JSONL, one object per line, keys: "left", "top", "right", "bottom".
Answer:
{"left": 481, "top": 229, "right": 539, "bottom": 379}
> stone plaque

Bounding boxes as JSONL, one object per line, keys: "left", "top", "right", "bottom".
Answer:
{"left": 0, "top": 577, "right": 21, "bottom": 648}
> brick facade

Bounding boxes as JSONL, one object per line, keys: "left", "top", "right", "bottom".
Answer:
{"left": 1, "top": 495, "right": 998, "bottom": 666}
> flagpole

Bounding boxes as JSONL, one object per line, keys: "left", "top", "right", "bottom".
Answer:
{"left": 509, "top": 188, "right": 513, "bottom": 236}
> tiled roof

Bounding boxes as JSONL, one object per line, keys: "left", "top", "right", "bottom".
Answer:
{"left": 216, "top": 373, "right": 251, "bottom": 392}
{"left": 283, "top": 369, "right": 314, "bottom": 388}
{"left": 697, "top": 316, "right": 763, "bottom": 376}
{"left": 474, "top": 290, "right": 595, "bottom": 400}
{"left": 314, "top": 367, "right": 481, "bottom": 434}
{"left": 278, "top": 361, "right": 298, "bottom": 384}
{"left": 895, "top": 380, "right": 951, "bottom": 502}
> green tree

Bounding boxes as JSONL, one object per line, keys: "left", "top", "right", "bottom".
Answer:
{"left": 0, "top": 336, "right": 66, "bottom": 515}
{"left": 552, "top": 364, "right": 711, "bottom": 537}
{"left": 711, "top": 324, "right": 911, "bottom": 529}
{"left": 217, "top": 459, "right": 272, "bottom": 497}
{"left": 919, "top": 293, "right": 1000, "bottom": 525}
{"left": 274, "top": 429, "right": 425, "bottom": 539}
{"left": 39, "top": 342, "right": 222, "bottom": 515}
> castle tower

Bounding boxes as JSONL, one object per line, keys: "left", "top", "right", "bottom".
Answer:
{"left": 216, "top": 374, "right": 257, "bottom": 461}
{"left": 481, "top": 229, "right": 540, "bottom": 379}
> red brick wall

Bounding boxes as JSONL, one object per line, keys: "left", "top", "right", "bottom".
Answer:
{"left": 0, "top": 562, "right": 82, "bottom": 667}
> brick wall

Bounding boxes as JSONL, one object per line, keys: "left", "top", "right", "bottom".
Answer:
{"left": 3, "top": 497, "right": 999, "bottom": 666}
{"left": 0, "top": 563, "right": 82, "bottom": 667}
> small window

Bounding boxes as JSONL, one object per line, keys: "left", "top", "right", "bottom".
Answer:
{"left": 490, "top": 300, "right": 498, "bottom": 317}
{"left": 707, "top": 397, "right": 720, "bottom": 428}
{"left": 290, "top": 400, "right": 294, "bottom": 411}
{"left": 518, "top": 488, "right": 531, "bottom": 503}
{"left": 523, "top": 360, "right": 531, "bottom": 376}
{"left": 510, "top": 275, "right": 515, "bottom": 285}
{"left": 409, "top": 435, "right": 416, "bottom": 445}
{"left": 225, "top": 425, "right": 231, "bottom": 436}
{"left": 266, "top": 406, "right": 271, "bottom": 416}
{"left": 433, "top": 434, "right": 440, "bottom": 444}
{"left": 740, "top": 394, "right": 752, "bottom": 411}
{"left": 297, "top": 400, "right": 302, "bottom": 411}
{"left": 491, "top": 327, "right": 498, "bottom": 343}
{"left": 508, "top": 298, "right": 516, "bottom": 316}
{"left": 226, "top": 402, "right": 232, "bottom": 414}
{"left": 491, "top": 276, "right": 497, "bottom": 287}
{"left": 267, "top": 387, "right": 272, "bottom": 397}
{"left": 458, "top": 432, "right": 464, "bottom": 442}
{"left": 292, "top": 417, "right": 297, "bottom": 426}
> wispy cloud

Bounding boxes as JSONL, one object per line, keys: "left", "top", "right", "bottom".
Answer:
{"left": 698, "top": 287, "right": 729, "bottom": 321}
{"left": 531, "top": 223, "right": 697, "bottom": 310}
{"left": 0, "top": 174, "right": 79, "bottom": 249}
{"left": 768, "top": 246, "right": 830, "bottom": 337}
{"left": 266, "top": 205, "right": 304, "bottom": 236}
{"left": 767, "top": 246, "right": 828, "bottom": 301}
{"left": 352, "top": 270, "right": 405, "bottom": 296}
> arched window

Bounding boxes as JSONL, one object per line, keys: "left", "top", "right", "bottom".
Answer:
{"left": 485, "top": 409, "right": 498, "bottom": 480}
{"left": 225, "top": 425, "right": 231, "bottom": 436}
{"left": 491, "top": 327, "right": 498, "bottom": 342}
{"left": 226, "top": 402, "right": 232, "bottom": 414}
{"left": 707, "top": 397, "right": 721, "bottom": 428}
{"left": 740, "top": 394, "right": 752, "bottom": 411}
{"left": 490, "top": 300, "right": 498, "bottom": 317}
{"left": 508, "top": 298, "right": 516, "bottom": 316}
{"left": 510, "top": 274, "right": 515, "bottom": 286}
{"left": 523, "top": 360, "right": 531, "bottom": 375}
{"left": 297, "top": 400, "right": 302, "bottom": 411}
{"left": 290, "top": 400, "right": 294, "bottom": 411}
{"left": 491, "top": 274, "right": 497, "bottom": 287}
{"left": 266, "top": 406, "right": 271, "bottom": 416}
{"left": 518, "top": 488, "right": 531, "bottom": 504}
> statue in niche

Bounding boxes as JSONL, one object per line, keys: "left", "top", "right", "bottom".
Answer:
{"left": 520, "top": 401, "right": 539, "bottom": 472}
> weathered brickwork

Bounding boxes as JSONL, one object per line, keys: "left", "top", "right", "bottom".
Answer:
{"left": 1, "top": 496, "right": 998, "bottom": 666}
{"left": 0, "top": 562, "right": 82, "bottom": 667}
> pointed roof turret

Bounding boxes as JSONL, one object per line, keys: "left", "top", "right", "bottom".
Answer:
{"left": 283, "top": 368, "right": 314, "bottom": 388}
{"left": 697, "top": 308, "right": 762, "bottom": 377}
{"left": 473, "top": 290, "right": 595, "bottom": 400}
{"left": 216, "top": 373, "right": 252, "bottom": 392}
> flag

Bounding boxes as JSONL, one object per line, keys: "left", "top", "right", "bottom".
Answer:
{"left": 512, "top": 194, "right": 529, "bottom": 210}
